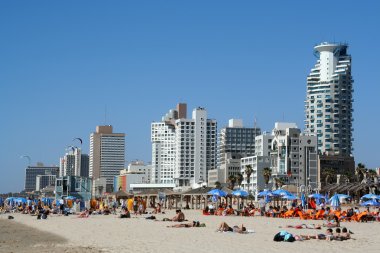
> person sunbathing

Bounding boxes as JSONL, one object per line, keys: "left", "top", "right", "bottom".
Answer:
{"left": 281, "top": 224, "right": 322, "bottom": 229}
{"left": 323, "top": 214, "right": 340, "bottom": 228}
{"left": 167, "top": 221, "right": 206, "bottom": 228}
{"left": 78, "top": 209, "right": 90, "bottom": 218}
{"left": 217, "top": 222, "right": 247, "bottom": 233}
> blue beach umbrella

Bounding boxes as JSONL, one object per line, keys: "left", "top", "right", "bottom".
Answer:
{"left": 65, "top": 196, "right": 76, "bottom": 200}
{"left": 360, "top": 194, "right": 380, "bottom": 200}
{"left": 207, "top": 189, "right": 227, "bottom": 197}
{"left": 308, "top": 193, "right": 326, "bottom": 199}
{"left": 273, "top": 189, "right": 292, "bottom": 197}
{"left": 301, "top": 193, "right": 307, "bottom": 207}
{"left": 15, "top": 197, "right": 27, "bottom": 204}
{"left": 232, "top": 190, "right": 249, "bottom": 197}
{"left": 360, "top": 200, "right": 380, "bottom": 207}
{"left": 257, "top": 190, "right": 276, "bottom": 197}
{"left": 282, "top": 194, "right": 298, "bottom": 200}
{"left": 329, "top": 194, "right": 341, "bottom": 209}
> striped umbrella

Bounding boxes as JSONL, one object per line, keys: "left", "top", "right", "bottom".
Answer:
{"left": 329, "top": 194, "right": 341, "bottom": 209}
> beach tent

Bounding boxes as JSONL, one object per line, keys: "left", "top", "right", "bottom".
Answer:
{"left": 360, "top": 194, "right": 379, "bottom": 200}
{"left": 232, "top": 190, "right": 249, "bottom": 197}
{"left": 207, "top": 189, "right": 227, "bottom": 197}
{"left": 360, "top": 200, "right": 380, "bottom": 207}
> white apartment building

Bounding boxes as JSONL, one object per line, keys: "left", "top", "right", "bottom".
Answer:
{"left": 175, "top": 107, "right": 217, "bottom": 187}
{"left": 151, "top": 104, "right": 217, "bottom": 188}
{"left": 241, "top": 156, "right": 269, "bottom": 198}
{"left": 89, "top": 125, "right": 125, "bottom": 193}
{"left": 59, "top": 147, "right": 89, "bottom": 177}
{"left": 127, "top": 160, "right": 152, "bottom": 183}
{"left": 305, "top": 42, "right": 354, "bottom": 156}
{"left": 269, "top": 122, "right": 318, "bottom": 190}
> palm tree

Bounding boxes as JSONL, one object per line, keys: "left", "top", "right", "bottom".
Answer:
{"left": 236, "top": 173, "right": 243, "bottom": 188}
{"left": 355, "top": 163, "right": 366, "bottom": 182}
{"left": 263, "top": 167, "right": 272, "bottom": 189}
{"left": 244, "top": 165, "right": 253, "bottom": 193}
{"left": 322, "top": 168, "right": 336, "bottom": 185}
{"left": 228, "top": 175, "right": 237, "bottom": 190}
{"left": 274, "top": 177, "right": 285, "bottom": 189}
{"left": 214, "top": 181, "right": 221, "bottom": 189}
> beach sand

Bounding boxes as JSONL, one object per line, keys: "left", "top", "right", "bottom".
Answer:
{"left": 1, "top": 210, "right": 379, "bottom": 253}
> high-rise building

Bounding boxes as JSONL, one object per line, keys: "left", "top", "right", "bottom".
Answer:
{"left": 59, "top": 148, "right": 89, "bottom": 177}
{"left": 24, "top": 163, "right": 59, "bottom": 192}
{"left": 151, "top": 103, "right": 217, "bottom": 188}
{"left": 268, "top": 122, "right": 318, "bottom": 190}
{"left": 305, "top": 42, "right": 354, "bottom": 156}
{"left": 89, "top": 125, "right": 125, "bottom": 192}
{"left": 217, "top": 119, "right": 261, "bottom": 176}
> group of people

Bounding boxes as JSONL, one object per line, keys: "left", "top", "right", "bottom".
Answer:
{"left": 274, "top": 227, "right": 352, "bottom": 242}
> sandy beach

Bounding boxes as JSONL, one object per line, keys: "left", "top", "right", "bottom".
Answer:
{"left": 1, "top": 209, "right": 379, "bottom": 253}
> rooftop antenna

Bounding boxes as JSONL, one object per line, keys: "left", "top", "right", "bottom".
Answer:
{"left": 104, "top": 105, "right": 107, "bottom": 125}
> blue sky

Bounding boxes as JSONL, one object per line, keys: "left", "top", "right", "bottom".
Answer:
{"left": 0, "top": 1, "right": 379, "bottom": 193}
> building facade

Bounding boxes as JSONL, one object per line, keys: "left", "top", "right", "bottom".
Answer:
{"left": 151, "top": 103, "right": 217, "bottom": 188}
{"left": 36, "top": 175, "right": 57, "bottom": 191}
{"left": 305, "top": 42, "right": 354, "bottom": 156}
{"left": 24, "top": 163, "right": 59, "bottom": 192}
{"left": 59, "top": 148, "right": 89, "bottom": 177}
{"left": 217, "top": 119, "right": 261, "bottom": 167}
{"left": 241, "top": 156, "right": 270, "bottom": 198}
{"left": 269, "top": 123, "right": 318, "bottom": 191}
{"left": 89, "top": 125, "right": 125, "bottom": 192}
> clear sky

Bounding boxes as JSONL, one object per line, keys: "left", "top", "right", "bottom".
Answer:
{"left": 1, "top": 1, "right": 379, "bottom": 193}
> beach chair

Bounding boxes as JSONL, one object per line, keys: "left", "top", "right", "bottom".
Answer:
{"left": 314, "top": 209, "right": 325, "bottom": 220}
{"left": 284, "top": 210, "right": 294, "bottom": 218}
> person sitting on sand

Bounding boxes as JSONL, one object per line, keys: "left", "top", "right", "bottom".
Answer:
{"left": 120, "top": 208, "right": 131, "bottom": 219}
{"left": 323, "top": 214, "right": 340, "bottom": 228}
{"left": 217, "top": 222, "right": 246, "bottom": 233}
{"left": 172, "top": 209, "right": 185, "bottom": 222}
{"left": 167, "top": 221, "right": 206, "bottom": 228}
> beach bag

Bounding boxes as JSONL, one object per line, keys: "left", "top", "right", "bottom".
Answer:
{"left": 273, "top": 232, "right": 284, "bottom": 241}
{"left": 284, "top": 234, "right": 296, "bottom": 242}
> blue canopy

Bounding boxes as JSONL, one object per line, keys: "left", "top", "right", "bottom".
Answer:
{"left": 15, "top": 197, "right": 27, "bottom": 204}
{"left": 207, "top": 189, "right": 227, "bottom": 197}
{"left": 232, "top": 189, "right": 249, "bottom": 197}
{"left": 336, "top": 194, "right": 351, "bottom": 199}
{"left": 257, "top": 190, "right": 276, "bottom": 197}
{"left": 308, "top": 193, "right": 326, "bottom": 199}
{"left": 301, "top": 193, "right": 307, "bottom": 207}
{"left": 272, "top": 189, "right": 292, "bottom": 197}
{"left": 282, "top": 194, "right": 298, "bottom": 200}
{"left": 361, "top": 200, "right": 380, "bottom": 207}
{"left": 329, "top": 194, "right": 341, "bottom": 208}
{"left": 360, "top": 194, "right": 379, "bottom": 200}
{"left": 65, "top": 196, "right": 77, "bottom": 200}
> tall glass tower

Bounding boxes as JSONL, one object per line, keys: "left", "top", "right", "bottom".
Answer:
{"left": 305, "top": 42, "right": 353, "bottom": 156}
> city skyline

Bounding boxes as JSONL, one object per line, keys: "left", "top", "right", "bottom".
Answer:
{"left": 1, "top": 1, "right": 380, "bottom": 193}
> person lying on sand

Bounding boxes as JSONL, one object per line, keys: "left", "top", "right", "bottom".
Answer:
{"left": 78, "top": 209, "right": 90, "bottom": 218}
{"left": 280, "top": 224, "right": 322, "bottom": 229}
{"left": 167, "top": 221, "right": 206, "bottom": 228}
{"left": 217, "top": 222, "right": 247, "bottom": 234}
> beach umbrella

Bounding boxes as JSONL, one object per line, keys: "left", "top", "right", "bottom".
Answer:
{"left": 232, "top": 190, "right": 249, "bottom": 197}
{"left": 329, "top": 194, "right": 341, "bottom": 209}
{"left": 273, "top": 189, "right": 292, "bottom": 197}
{"left": 15, "top": 197, "right": 27, "bottom": 204}
{"left": 308, "top": 193, "right": 326, "bottom": 199}
{"left": 360, "top": 200, "right": 380, "bottom": 207}
{"left": 282, "top": 194, "right": 298, "bottom": 200}
{"left": 65, "top": 196, "right": 76, "bottom": 200}
{"left": 360, "top": 194, "right": 380, "bottom": 200}
{"left": 301, "top": 193, "right": 307, "bottom": 207}
{"left": 257, "top": 190, "right": 276, "bottom": 197}
{"left": 336, "top": 194, "right": 351, "bottom": 199}
{"left": 207, "top": 189, "right": 227, "bottom": 197}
